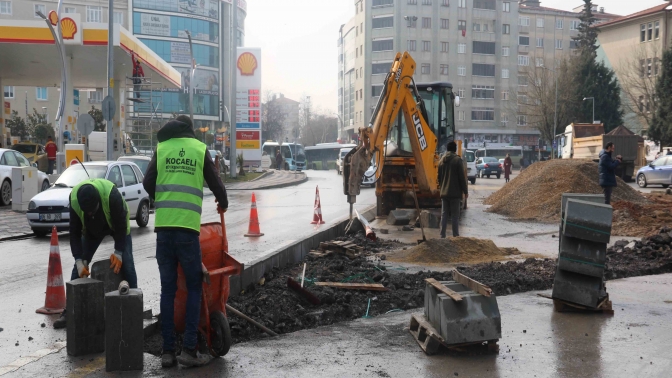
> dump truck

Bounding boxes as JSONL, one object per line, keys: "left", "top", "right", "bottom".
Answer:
{"left": 556, "top": 123, "right": 639, "bottom": 181}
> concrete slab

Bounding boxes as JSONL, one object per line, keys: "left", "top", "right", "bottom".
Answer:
{"left": 9, "top": 274, "right": 672, "bottom": 377}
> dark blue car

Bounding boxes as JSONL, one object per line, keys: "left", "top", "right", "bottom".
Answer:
{"left": 476, "top": 157, "right": 502, "bottom": 179}
{"left": 637, "top": 156, "right": 672, "bottom": 188}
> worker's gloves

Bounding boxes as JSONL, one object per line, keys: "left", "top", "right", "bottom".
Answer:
{"left": 110, "top": 251, "right": 123, "bottom": 274}
{"left": 75, "top": 259, "right": 90, "bottom": 278}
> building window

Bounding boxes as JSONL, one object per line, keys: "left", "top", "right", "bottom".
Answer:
{"left": 518, "top": 55, "right": 529, "bottom": 66}
{"left": 372, "top": 85, "right": 383, "bottom": 97}
{"left": 36, "top": 87, "right": 47, "bottom": 101}
{"left": 422, "top": 41, "right": 431, "bottom": 51}
{"left": 537, "top": 18, "right": 544, "bottom": 28}
{"left": 472, "top": 85, "right": 495, "bottom": 99}
{"left": 372, "top": 0, "right": 394, "bottom": 7}
{"left": 442, "top": 0, "right": 449, "bottom": 6}
{"left": 422, "top": 17, "right": 431, "bottom": 28}
{"left": 458, "top": 0, "right": 466, "bottom": 8}
{"left": 408, "top": 0, "right": 417, "bottom": 4}
{"left": 648, "top": 22, "right": 653, "bottom": 41}
{"left": 569, "top": 40, "right": 578, "bottom": 49}
{"left": 519, "top": 17, "right": 530, "bottom": 27}
{"left": 647, "top": 58, "right": 652, "bottom": 77}
{"left": 64, "top": 6, "right": 76, "bottom": 13}
{"left": 87, "top": 6, "right": 102, "bottom": 23}
{"left": 501, "top": 115, "right": 509, "bottom": 126}
{"left": 555, "top": 39, "right": 562, "bottom": 49}
{"left": 556, "top": 19, "right": 563, "bottom": 30}
{"left": 458, "top": 66, "right": 466, "bottom": 76}
{"left": 89, "top": 89, "right": 103, "bottom": 103}
{"left": 655, "top": 21, "right": 660, "bottom": 39}
{"left": 440, "top": 64, "right": 449, "bottom": 75}
{"left": 503, "top": 2, "right": 510, "bottom": 12}
{"left": 4, "top": 86, "right": 14, "bottom": 98}
{"left": 473, "top": 0, "right": 495, "bottom": 10}
{"left": 34, "top": 4, "right": 45, "bottom": 18}
{"left": 641, "top": 24, "right": 646, "bottom": 42}
{"left": 372, "top": 62, "right": 391, "bottom": 75}
{"left": 372, "top": 39, "right": 394, "bottom": 51}
{"left": 503, "top": 24, "right": 510, "bottom": 34}
{"left": 472, "top": 108, "right": 495, "bottom": 121}
{"left": 536, "top": 38, "right": 544, "bottom": 48}
{"left": 570, "top": 20, "right": 580, "bottom": 30}
{"left": 113, "top": 11, "right": 123, "bottom": 26}
{"left": 457, "top": 88, "right": 465, "bottom": 97}
{"left": 457, "top": 43, "right": 466, "bottom": 53}
{"left": 406, "top": 17, "right": 417, "bottom": 27}
{"left": 502, "top": 68, "right": 509, "bottom": 78}
{"left": 458, "top": 110, "right": 465, "bottom": 121}
{"left": 517, "top": 115, "right": 527, "bottom": 126}
{"left": 535, "top": 58, "right": 544, "bottom": 67}
{"left": 408, "top": 40, "right": 416, "bottom": 51}
{"left": 441, "top": 18, "right": 449, "bottom": 29}
{"left": 518, "top": 76, "right": 528, "bottom": 86}
{"left": 502, "top": 46, "right": 509, "bottom": 56}
{"left": 501, "top": 90, "right": 509, "bottom": 101}
{"left": 473, "top": 41, "right": 495, "bottom": 54}
{"left": 473, "top": 63, "right": 495, "bottom": 77}
{"left": 372, "top": 16, "right": 394, "bottom": 29}
{"left": 473, "top": 23, "right": 481, "bottom": 32}
{"left": 421, "top": 63, "right": 431, "bottom": 74}
{"left": 0, "top": 1, "right": 12, "bottom": 15}
{"left": 441, "top": 42, "right": 449, "bottom": 52}
{"left": 519, "top": 36, "right": 529, "bottom": 46}
{"left": 422, "top": 0, "right": 432, "bottom": 4}
{"left": 458, "top": 20, "right": 467, "bottom": 31}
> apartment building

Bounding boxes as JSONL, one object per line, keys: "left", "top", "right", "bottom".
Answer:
{"left": 338, "top": 0, "right": 618, "bottom": 149}
{"left": 266, "top": 94, "right": 300, "bottom": 142}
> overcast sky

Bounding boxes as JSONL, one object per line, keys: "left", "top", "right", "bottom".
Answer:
{"left": 244, "top": 0, "right": 668, "bottom": 114}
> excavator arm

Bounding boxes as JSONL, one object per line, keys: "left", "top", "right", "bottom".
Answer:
{"left": 344, "top": 52, "right": 439, "bottom": 217}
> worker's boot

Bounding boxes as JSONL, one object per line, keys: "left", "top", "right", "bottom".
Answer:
{"left": 161, "top": 351, "right": 177, "bottom": 368}
{"left": 177, "top": 347, "right": 210, "bottom": 367}
{"left": 53, "top": 312, "right": 67, "bottom": 329}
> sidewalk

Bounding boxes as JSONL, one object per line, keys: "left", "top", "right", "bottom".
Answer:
{"left": 0, "top": 207, "right": 31, "bottom": 240}
{"left": 223, "top": 170, "right": 308, "bottom": 190}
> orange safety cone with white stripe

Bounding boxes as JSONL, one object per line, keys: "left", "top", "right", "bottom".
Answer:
{"left": 310, "top": 185, "right": 326, "bottom": 225}
{"left": 244, "top": 192, "right": 264, "bottom": 237}
{"left": 36, "top": 226, "right": 66, "bottom": 314}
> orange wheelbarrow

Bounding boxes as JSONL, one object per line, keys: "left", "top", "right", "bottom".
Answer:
{"left": 174, "top": 213, "right": 243, "bottom": 357}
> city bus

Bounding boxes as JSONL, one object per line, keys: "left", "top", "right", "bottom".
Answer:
{"left": 261, "top": 141, "right": 306, "bottom": 171}
{"left": 304, "top": 143, "right": 357, "bottom": 170}
{"left": 475, "top": 146, "right": 523, "bottom": 161}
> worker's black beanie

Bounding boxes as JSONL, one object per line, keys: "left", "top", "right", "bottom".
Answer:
{"left": 175, "top": 115, "right": 193, "bottom": 129}
{"left": 77, "top": 184, "right": 100, "bottom": 213}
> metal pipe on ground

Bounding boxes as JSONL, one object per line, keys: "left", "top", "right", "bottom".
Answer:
{"left": 225, "top": 304, "right": 278, "bottom": 337}
{"left": 355, "top": 208, "right": 376, "bottom": 241}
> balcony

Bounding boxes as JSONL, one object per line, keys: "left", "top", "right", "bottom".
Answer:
{"left": 518, "top": 45, "right": 529, "bottom": 53}
{"left": 518, "top": 25, "right": 529, "bottom": 34}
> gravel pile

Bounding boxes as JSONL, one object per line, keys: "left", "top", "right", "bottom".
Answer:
{"left": 386, "top": 237, "right": 514, "bottom": 265}
{"left": 484, "top": 159, "right": 646, "bottom": 222}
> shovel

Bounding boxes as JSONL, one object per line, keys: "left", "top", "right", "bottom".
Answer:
{"left": 408, "top": 171, "right": 427, "bottom": 245}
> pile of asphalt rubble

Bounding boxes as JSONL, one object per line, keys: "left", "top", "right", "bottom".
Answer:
{"left": 145, "top": 229, "right": 672, "bottom": 354}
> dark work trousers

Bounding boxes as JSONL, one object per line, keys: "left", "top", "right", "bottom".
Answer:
{"left": 440, "top": 198, "right": 462, "bottom": 238}
{"left": 156, "top": 230, "right": 202, "bottom": 352}
{"left": 70, "top": 233, "right": 137, "bottom": 288}
{"left": 603, "top": 186, "right": 614, "bottom": 205}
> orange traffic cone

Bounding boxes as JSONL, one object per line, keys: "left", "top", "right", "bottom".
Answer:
{"left": 310, "top": 185, "right": 326, "bottom": 225}
{"left": 244, "top": 192, "right": 264, "bottom": 237}
{"left": 36, "top": 226, "right": 66, "bottom": 314}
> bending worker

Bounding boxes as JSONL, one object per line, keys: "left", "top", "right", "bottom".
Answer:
{"left": 143, "top": 115, "right": 228, "bottom": 368}
{"left": 54, "top": 178, "right": 137, "bottom": 329}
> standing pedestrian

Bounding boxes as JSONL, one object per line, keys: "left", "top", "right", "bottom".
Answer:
{"left": 275, "top": 148, "right": 283, "bottom": 170}
{"left": 45, "top": 136, "right": 57, "bottom": 174}
{"left": 504, "top": 153, "right": 513, "bottom": 183}
{"left": 438, "top": 141, "right": 468, "bottom": 238}
{"left": 598, "top": 142, "right": 621, "bottom": 205}
{"left": 132, "top": 53, "right": 144, "bottom": 99}
{"left": 143, "top": 115, "right": 228, "bottom": 368}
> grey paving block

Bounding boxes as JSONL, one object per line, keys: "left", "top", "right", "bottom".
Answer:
{"left": 105, "top": 289, "right": 144, "bottom": 372}
{"left": 558, "top": 235, "right": 606, "bottom": 278}
{"left": 66, "top": 278, "right": 105, "bottom": 356}
{"left": 91, "top": 260, "right": 124, "bottom": 295}
{"left": 552, "top": 267, "right": 604, "bottom": 308}
{"left": 563, "top": 199, "right": 613, "bottom": 244}
{"left": 420, "top": 210, "right": 441, "bottom": 229}
{"left": 560, "top": 194, "right": 605, "bottom": 218}
{"left": 386, "top": 209, "right": 416, "bottom": 226}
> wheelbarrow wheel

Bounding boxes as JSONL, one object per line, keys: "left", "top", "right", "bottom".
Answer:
{"left": 210, "top": 311, "right": 232, "bottom": 357}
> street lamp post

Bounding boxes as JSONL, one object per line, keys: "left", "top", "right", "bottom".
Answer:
{"left": 542, "top": 66, "right": 558, "bottom": 159}
{"left": 583, "top": 97, "right": 595, "bottom": 124}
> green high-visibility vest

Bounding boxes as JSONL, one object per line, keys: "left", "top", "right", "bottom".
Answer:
{"left": 71, "top": 178, "right": 131, "bottom": 235}
{"left": 155, "top": 137, "right": 206, "bottom": 232}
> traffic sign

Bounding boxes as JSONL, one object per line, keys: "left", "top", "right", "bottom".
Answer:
{"left": 102, "top": 95, "right": 116, "bottom": 121}
{"left": 76, "top": 113, "right": 95, "bottom": 136}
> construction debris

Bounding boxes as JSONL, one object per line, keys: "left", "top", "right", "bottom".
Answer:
{"left": 385, "top": 237, "right": 515, "bottom": 265}
{"left": 310, "top": 240, "right": 364, "bottom": 259}
{"left": 313, "top": 282, "right": 388, "bottom": 291}
{"left": 612, "top": 192, "right": 672, "bottom": 237}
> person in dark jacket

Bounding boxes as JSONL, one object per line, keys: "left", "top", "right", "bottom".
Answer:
{"left": 275, "top": 149, "right": 283, "bottom": 170}
{"left": 504, "top": 154, "right": 513, "bottom": 183}
{"left": 598, "top": 142, "right": 622, "bottom": 205}
{"left": 438, "top": 141, "right": 468, "bottom": 238}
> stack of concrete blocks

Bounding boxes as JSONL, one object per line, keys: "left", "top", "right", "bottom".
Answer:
{"left": 105, "top": 289, "right": 144, "bottom": 371}
{"left": 424, "top": 280, "right": 501, "bottom": 345}
{"left": 552, "top": 194, "right": 612, "bottom": 308}
{"left": 66, "top": 278, "right": 105, "bottom": 356}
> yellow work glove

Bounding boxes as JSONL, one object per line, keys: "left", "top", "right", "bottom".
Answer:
{"left": 75, "top": 259, "right": 90, "bottom": 278}
{"left": 110, "top": 251, "right": 123, "bottom": 274}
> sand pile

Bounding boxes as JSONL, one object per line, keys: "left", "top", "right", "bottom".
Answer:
{"left": 484, "top": 159, "right": 646, "bottom": 222}
{"left": 385, "top": 237, "right": 517, "bottom": 265}
{"left": 612, "top": 192, "right": 672, "bottom": 237}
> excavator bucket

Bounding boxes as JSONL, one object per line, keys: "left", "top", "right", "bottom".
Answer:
{"left": 343, "top": 146, "right": 371, "bottom": 201}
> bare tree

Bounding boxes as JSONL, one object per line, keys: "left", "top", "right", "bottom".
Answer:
{"left": 299, "top": 111, "right": 338, "bottom": 146}
{"left": 262, "top": 90, "right": 286, "bottom": 142}
{"left": 617, "top": 44, "right": 661, "bottom": 135}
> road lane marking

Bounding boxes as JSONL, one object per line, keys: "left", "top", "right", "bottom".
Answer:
{"left": 0, "top": 341, "right": 66, "bottom": 376}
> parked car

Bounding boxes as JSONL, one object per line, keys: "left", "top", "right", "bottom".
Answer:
{"left": 464, "top": 150, "right": 476, "bottom": 185}
{"left": 27, "top": 161, "right": 151, "bottom": 237}
{"left": 337, "top": 147, "right": 354, "bottom": 175}
{"left": 476, "top": 157, "right": 502, "bottom": 179}
{"left": 118, "top": 155, "right": 151, "bottom": 175}
{"left": 208, "top": 150, "right": 230, "bottom": 173}
{"left": 362, "top": 161, "right": 376, "bottom": 187}
{"left": 11, "top": 142, "right": 48, "bottom": 172}
{"left": 0, "top": 148, "right": 51, "bottom": 206}
{"left": 636, "top": 156, "right": 672, "bottom": 188}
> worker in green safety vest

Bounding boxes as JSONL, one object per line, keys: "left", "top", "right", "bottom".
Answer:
{"left": 53, "top": 178, "right": 138, "bottom": 329}
{"left": 143, "top": 115, "right": 228, "bottom": 368}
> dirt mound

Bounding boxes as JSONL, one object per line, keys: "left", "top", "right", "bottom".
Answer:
{"left": 385, "top": 237, "right": 512, "bottom": 265}
{"left": 612, "top": 192, "right": 672, "bottom": 237}
{"left": 484, "top": 159, "right": 646, "bottom": 222}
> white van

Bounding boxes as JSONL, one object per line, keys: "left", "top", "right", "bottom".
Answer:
{"left": 464, "top": 150, "right": 476, "bottom": 185}
{"left": 336, "top": 147, "right": 354, "bottom": 175}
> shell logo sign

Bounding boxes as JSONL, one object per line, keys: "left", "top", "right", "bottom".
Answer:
{"left": 47, "top": 10, "right": 78, "bottom": 40}
{"left": 237, "top": 52, "right": 258, "bottom": 76}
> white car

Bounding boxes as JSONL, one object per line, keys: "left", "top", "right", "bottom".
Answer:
{"left": 362, "top": 161, "right": 376, "bottom": 187}
{"left": 0, "top": 148, "right": 51, "bottom": 206}
{"left": 27, "top": 161, "right": 151, "bottom": 237}
{"left": 464, "top": 150, "right": 476, "bottom": 185}
{"left": 337, "top": 147, "right": 354, "bottom": 175}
